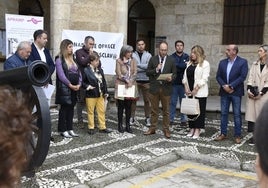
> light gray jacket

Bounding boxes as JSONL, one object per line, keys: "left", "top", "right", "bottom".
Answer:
{"left": 132, "top": 51, "right": 152, "bottom": 82}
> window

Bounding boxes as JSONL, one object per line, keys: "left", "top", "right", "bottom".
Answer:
{"left": 222, "top": 0, "right": 265, "bottom": 44}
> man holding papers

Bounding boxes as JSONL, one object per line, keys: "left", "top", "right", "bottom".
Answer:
{"left": 144, "top": 41, "right": 176, "bottom": 138}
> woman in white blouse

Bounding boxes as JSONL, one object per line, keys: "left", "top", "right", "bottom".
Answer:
{"left": 182, "top": 45, "right": 210, "bottom": 139}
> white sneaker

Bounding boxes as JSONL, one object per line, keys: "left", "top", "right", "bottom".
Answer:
{"left": 68, "top": 130, "right": 79, "bottom": 137}
{"left": 61, "top": 131, "right": 72, "bottom": 138}
{"left": 145, "top": 117, "right": 151, "bottom": 127}
{"left": 130, "top": 117, "right": 135, "bottom": 125}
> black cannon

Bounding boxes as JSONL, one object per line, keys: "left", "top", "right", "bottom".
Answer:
{"left": 0, "top": 60, "right": 52, "bottom": 174}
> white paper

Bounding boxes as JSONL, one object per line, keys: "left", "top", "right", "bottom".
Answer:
{"left": 117, "top": 85, "right": 135, "bottom": 98}
{"left": 157, "top": 73, "right": 172, "bottom": 80}
{"left": 104, "top": 98, "right": 108, "bottom": 110}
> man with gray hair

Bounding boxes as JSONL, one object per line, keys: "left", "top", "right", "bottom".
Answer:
{"left": 4, "top": 41, "right": 32, "bottom": 70}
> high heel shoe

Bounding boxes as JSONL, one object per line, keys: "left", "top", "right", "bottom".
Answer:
{"left": 192, "top": 129, "right": 200, "bottom": 139}
{"left": 69, "top": 130, "right": 79, "bottom": 137}
{"left": 187, "top": 129, "right": 195, "bottom": 137}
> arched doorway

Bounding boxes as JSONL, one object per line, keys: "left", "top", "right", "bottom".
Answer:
{"left": 128, "top": 0, "right": 155, "bottom": 55}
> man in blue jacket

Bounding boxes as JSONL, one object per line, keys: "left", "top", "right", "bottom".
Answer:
{"left": 215, "top": 44, "right": 248, "bottom": 144}
{"left": 4, "top": 41, "right": 32, "bottom": 70}
{"left": 170, "top": 40, "right": 189, "bottom": 127}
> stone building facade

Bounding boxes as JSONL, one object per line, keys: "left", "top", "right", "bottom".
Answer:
{"left": 1, "top": 0, "right": 268, "bottom": 95}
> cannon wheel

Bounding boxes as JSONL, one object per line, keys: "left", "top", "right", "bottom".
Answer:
{"left": 26, "top": 86, "right": 51, "bottom": 173}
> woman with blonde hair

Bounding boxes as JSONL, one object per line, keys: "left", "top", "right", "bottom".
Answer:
{"left": 182, "top": 45, "right": 210, "bottom": 139}
{"left": 55, "top": 39, "right": 81, "bottom": 138}
{"left": 245, "top": 44, "right": 268, "bottom": 145}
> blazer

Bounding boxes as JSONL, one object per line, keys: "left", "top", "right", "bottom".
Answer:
{"left": 216, "top": 56, "right": 248, "bottom": 96}
{"left": 29, "top": 43, "right": 55, "bottom": 83}
{"left": 146, "top": 55, "right": 177, "bottom": 95}
{"left": 182, "top": 60, "right": 210, "bottom": 97}
{"left": 83, "top": 66, "right": 108, "bottom": 98}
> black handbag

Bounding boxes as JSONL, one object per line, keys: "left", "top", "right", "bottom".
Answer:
{"left": 250, "top": 86, "right": 259, "bottom": 97}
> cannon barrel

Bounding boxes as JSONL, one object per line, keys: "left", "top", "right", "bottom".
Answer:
{"left": 0, "top": 60, "right": 50, "bottom": 88}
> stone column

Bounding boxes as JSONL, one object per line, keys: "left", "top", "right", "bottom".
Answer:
{"left": 50, "top": 1, "right": 72, "bottom": 57}
{"left": 116, "top": 0, "right": 128, "bottom": 44}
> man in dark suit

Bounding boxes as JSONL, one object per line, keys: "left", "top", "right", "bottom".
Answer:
{"left": 215, "top": 44, "right": 248, "bottom": 144}
{"left": 29, "top": 29, "right": 55, "bottom": 141}
{"left": 29, "top": 29, "right": 55, "bottom": 84}
{"left": 144, "top": 41, "right": 176, "bottom": 138}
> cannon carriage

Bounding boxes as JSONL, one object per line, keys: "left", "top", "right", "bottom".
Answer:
{"left": 0, "top": 60, "right": 52, "bottom": 174}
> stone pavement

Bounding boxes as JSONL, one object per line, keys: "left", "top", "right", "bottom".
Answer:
{"left": 104, "top": 159, "right": 257, "bottom": 188}
{"left": 21, "top": 96, "right": 256, "bottom": 188}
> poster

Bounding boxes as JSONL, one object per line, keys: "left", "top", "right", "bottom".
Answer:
{"left": 62, "top": 29, "right": 124, "bottom": 75}
{"left": 5, "top": 14, "right": 43, "bottom": 57}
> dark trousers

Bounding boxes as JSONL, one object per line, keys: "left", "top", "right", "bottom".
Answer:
{"left": 188, "top": 97, "right": 207, "bottom": 129}
{"left": 149, "top": 87, "right": 170, "bottom": 130}
{"left": 58, "top": 104, "right": 75, "bottom": 132}
{"left": 248, "top": 121, "right": 255, "bottom": 132}
{"left": 76, "top": 88, "right": 86, "bottom": 122}
{"left": 117, "top": 99, "right": 132, "bottom": 126}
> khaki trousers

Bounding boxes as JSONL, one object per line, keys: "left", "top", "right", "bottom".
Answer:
{"left": 149, "top": 87, "right": 170, "bottom": 130}
{"left": 85, "top": 97, "right": 106, "bottom": 130}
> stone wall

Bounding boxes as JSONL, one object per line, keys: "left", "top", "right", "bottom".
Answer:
{"left": 1, "top": 0, "right": 268, "bottom": 95}
{"left": 147, "top": 0, "right": 268, "bottom": 95}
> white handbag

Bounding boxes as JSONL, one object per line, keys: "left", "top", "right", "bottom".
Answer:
{"left": 181, "top": 96, "right": 200, "bottom": 121}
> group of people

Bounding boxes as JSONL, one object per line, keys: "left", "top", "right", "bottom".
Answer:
{"left": 119, "top": 40, "right": 268, "bottom": 147}
{"left": 116, "top": 40, "right": 210, "bottom": 139}
{"left": 4, "top": 30, "right": 268, "bottom": 145}
{"left": 3, "top": 31, "right": 268, "bottom": 187}
{"left": 3, "top": 31, "right": 112, "bottom": 139}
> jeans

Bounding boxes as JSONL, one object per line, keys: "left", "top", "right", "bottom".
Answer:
{"left": 170, "top": 84, "right": 187, "bottom": 122}
{"left": 220, "top": 95, "right": 242, "bottom": 137}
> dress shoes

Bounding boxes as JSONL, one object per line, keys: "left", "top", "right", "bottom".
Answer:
{"left": 248, "top": 137, "right": 254, "bottom": 146}
{"left": 144, "top": 129, "right": 156, "bottom": 135}
{"left": 164, "top": 130, "right": 171, "bottom": 139}
{"left": 88, "top": 129, "right": 95, "bottom": 135}
{"left": 99, "top": 128, "right": 112, "bottom": 133}
{"left": 214, "top": 134, "right": 227, "bottom": 141}
{"left": 235, "top": 137, "right": 242, "bottom": 144}
{"left": 125, "top": 126, "right": 133, "bottom": 133}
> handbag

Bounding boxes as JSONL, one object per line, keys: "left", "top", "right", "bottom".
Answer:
{"left": 181, "top": 96, "right": 200, "bottom": 121}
